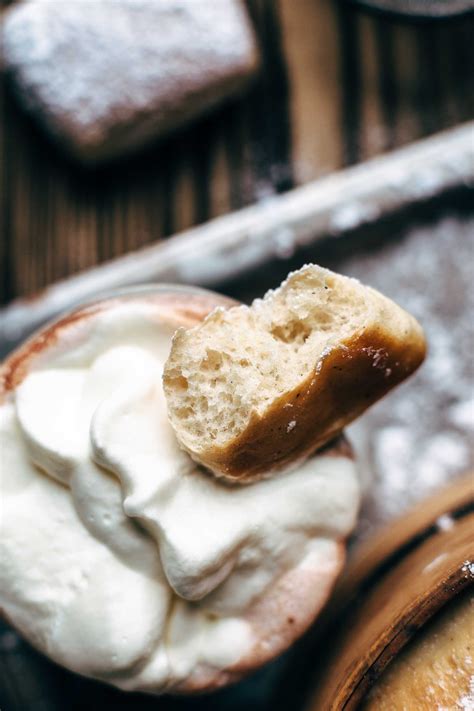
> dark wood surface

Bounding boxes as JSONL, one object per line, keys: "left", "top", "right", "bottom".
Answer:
{"left": 1, "top": 0, "right": 473, "bottom": 305}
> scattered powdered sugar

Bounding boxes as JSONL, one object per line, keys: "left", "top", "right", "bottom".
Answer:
{"left": 449, "top": 398, "right": 474, "bottom": 430}
{"left": 231, "top": 215, "right": 472, "bottom": 538}
{"left": 461, "top": 561, "right": 474, "bottom": 578}
{"left": 286, "top": 420, "right": 296, "bottom": 433}
{"left": 436, "top": 514, "right": 455, "bottom": 532}
{"left": 457, "top": 676, "right": 474, "bottom": 711}
{"left": 423, "top": 553, "right": 448, "bottom": 573}
{"left": 343, "top": 215, "right": 474, "bottom": 534}
{"left": 362, "top": 346, "right": 389, "bottom": 369}
{"left": 329, "top": 201, "right": 380, "bottom": 233}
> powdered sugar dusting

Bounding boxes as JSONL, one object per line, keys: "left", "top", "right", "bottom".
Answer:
{"left": 232, "top": 215, "right": 473, "bottom": 532}
{"left": 2, "top": 0, "right": 258, "bottom": 160}
{"left": 423, "top": 552, "right": 448, "bottom": 573}
{"left": 343, "top": 216, "right": 473, "bottom": 533}
{"left": 362, "top": 346, "right": 389, "bottom": 370}
{"left": 457, "top": 675, "right": 474, "bottom": 710}
{"left": 461, "top": 561, "right": 474, "bottom": 578}
{"left": 436, "top": 514, "right": 455, "bottom": 531}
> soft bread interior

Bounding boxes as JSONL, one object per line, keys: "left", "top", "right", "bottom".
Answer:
{"left": 164, "top": 265, "right": 397, "bottom": 457}
{"left": 165, "top": 268, "right": 370, "bottom": 449}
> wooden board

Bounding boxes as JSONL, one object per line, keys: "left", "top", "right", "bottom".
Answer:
{"left": 333, "top": 471, "right": 474, "bottom": 610}
{"left": 307, "top": 512, "right": 474, "bottom": 710}
{"left": 1, "top": 0, "right": 473, "bottom": 305}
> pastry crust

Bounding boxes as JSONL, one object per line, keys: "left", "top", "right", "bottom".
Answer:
{"left": 164, "top": 265, "right": 426, "bottom": 482}
{"left": 195, "top": 324, "right": 424, "bottom": 482}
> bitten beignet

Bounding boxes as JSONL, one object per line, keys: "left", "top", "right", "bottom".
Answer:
{"left": 163, "top": 264, "right": 426, "bottom": 482}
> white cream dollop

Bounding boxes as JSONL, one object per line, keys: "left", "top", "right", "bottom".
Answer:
{"left": 0, "top": 300, "right": 360, "bottom": 692}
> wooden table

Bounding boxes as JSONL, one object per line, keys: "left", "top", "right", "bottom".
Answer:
{"left": 1, "top": 0, "right": 473, "bottom": 305}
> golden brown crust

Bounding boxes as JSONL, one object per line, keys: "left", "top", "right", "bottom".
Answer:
{"left": 198, "top": 321, "right": 426, "bottom": 482}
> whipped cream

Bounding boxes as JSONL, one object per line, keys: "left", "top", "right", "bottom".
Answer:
{"left": 0, "top": 296, "right": 360, "bottom": 692}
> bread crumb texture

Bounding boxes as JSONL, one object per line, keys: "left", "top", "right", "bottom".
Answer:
{"left": 163, "top": 265, "right": 426, "bottom": 480}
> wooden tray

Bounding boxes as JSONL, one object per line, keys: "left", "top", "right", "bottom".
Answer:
{"left": 307, "top": 473, "right": 474, "bottom": 710}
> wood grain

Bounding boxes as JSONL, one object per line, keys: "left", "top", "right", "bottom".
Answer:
{"left": 307, "top": 512, "right": 474, "bottom": 710}
{"left": 1, "top": 1, "right": 473, "bottom": 307}
{"left": 333, "top": 471, "right": 474, "bottom": 612}
{"left": 1, "top": 122, "right": 471, "bottom": 357}
{"left": 279, "top": 0, "right": 343, "bottom": 181}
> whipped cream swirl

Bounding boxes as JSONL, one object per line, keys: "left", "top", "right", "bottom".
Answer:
{"left": 0, "top": 296, "right": 360, "bottom": 692}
